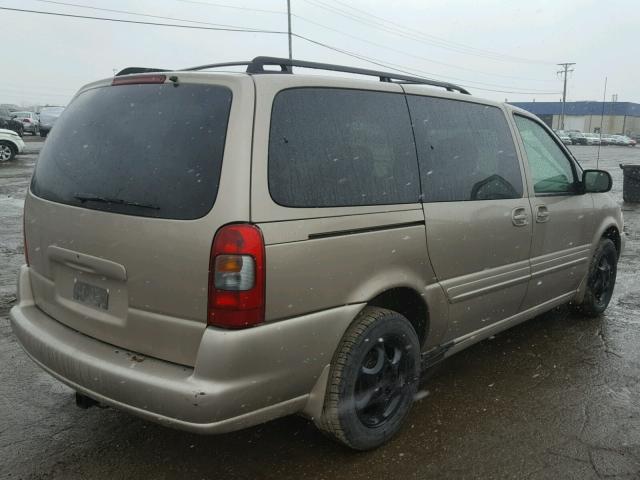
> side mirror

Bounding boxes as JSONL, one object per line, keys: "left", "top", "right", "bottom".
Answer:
{"left": 582, "top": 169, "right": 612, "bottom": 193}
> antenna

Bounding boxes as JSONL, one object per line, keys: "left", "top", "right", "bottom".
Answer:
{"left": 597, "top": 77, "right": 607, "bottom": 169}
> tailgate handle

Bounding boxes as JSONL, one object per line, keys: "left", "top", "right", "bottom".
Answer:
{"left": 48, "top": 246, "right": 127, "bottom": 281}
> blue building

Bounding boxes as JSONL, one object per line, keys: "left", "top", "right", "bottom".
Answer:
{"left": 509, "top": 101, "right": 640, "bottom": 135}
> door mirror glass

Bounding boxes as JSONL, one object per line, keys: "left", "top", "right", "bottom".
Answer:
{"left": 583, "top": 169, "right": 612, "bottom": 193}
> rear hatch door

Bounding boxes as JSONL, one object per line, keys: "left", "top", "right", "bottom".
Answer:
{"left": 25, "top": 74, "right": 253, "bottom": 366}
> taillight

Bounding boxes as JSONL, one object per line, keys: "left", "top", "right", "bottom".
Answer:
{"left": 23, "top": 119, "right": 31, "bottom": 123}
{"left": 208, "top": 224, "right": 265, "bottom": 329}
{"left": 23, "top": 214, "right": 29, "bottom": 266}
{"left": 112, "top": 74, "right": 166, "bottom": 86}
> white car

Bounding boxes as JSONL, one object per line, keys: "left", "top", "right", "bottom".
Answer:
{"left": 583, "top": 133, "right": 602, "bottom": 145}
{"left": 0, "top": 128, "right": 25, "bottom": 161}
{"left": 612, "top": 135, "right": 633, "bottom": 146}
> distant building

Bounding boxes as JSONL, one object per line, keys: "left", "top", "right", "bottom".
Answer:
{"left": 508, "top": 101, "right": 640, "bottom": 136}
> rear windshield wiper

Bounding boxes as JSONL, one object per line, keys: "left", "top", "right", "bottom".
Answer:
{"left": 73, "top": 193, "right": 160, "bottom": 210}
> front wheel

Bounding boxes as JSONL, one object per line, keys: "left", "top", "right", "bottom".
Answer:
{"left": 575, "top": 238, "right": 618, "bottom": 317}
{"left": 316, "top": 307, "right": 420, "bottom": 450}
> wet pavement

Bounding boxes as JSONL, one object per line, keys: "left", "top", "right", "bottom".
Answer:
{"left": 1, "top": 141, "right": 640, "bottom": 479}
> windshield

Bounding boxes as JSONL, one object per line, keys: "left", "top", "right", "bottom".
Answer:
{"left": 31, "top": 83, "right": 232, "bottom": 219}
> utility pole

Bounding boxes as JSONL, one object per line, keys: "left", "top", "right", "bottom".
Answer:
{"left": 557, "top": 62, "right": 575, "bottom": 130}
{"left": 287, "top": 0, "right": 292, "bottom": 61}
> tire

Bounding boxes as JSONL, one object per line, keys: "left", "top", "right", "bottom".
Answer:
{"left": 316, "top": 307, "right": 420, "bottom": 450}
{"left": 574, "top": 239, "right": 618, "bottom": 317}
{"left": 40, "top": 130, "right": 47, "bottom": 138}
{"left": 0, "top": 142, "right": 16, "bottom": 162}
{"left": 17, "top": 126, "right": 24, "bottom": 137}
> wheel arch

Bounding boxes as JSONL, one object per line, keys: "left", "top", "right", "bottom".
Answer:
{"left": 367, "top": 286, "right": 430, "bottom": 347}
{"left": 0, "top": 139, "right": 18, "bottom": 158}
{"left": 575, "top": 219, "right": 622, "bottom": 303}
{"left": 601, "top": 225, "right": 621, "bottom": 258}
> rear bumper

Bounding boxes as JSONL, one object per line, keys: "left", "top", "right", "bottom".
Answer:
{"left": 10, "top": 265, "right": 360, "bottom": 433}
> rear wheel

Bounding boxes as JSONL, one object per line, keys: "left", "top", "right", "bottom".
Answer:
{"left": 574, "top": 238, "right": 617, "bottom": 317}
{"left": 316, "top": 307, "right": 420, "bottom": 450}
{"left": 0, "top": 142, "right": 16, "bottom": 162}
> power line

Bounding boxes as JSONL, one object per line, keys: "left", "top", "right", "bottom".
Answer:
{"left": 4, "top": 5, "right": 560, "bottom": 95}
{"left": 29, "top": 0, "right": 274, "bottom": 30}
{"left": 160, "top": 0, "right": 556, "bottom": 83}
{"left": 294, "top": 35, "right": 561, "bottom": 95}
{"left": 328, "top": 0, "right": 550, "bottom": 65}
{"left": 173, "top": 0, "right": 284, "bottom": 15}
{"left": 314, "top": 0, "right": 552, "bottom": 65}
{"left": 293, "top": 14, "right": 555, "bottom": 83}
{"left": 0, "top": 6, "right": 288, "bottom": 34}
{"left": 301, "top": 0, "right": 553, "bottom": 65}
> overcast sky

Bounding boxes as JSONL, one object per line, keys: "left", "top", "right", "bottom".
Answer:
{"left": 3, "top": 0, "right": 640, "bottom": 107}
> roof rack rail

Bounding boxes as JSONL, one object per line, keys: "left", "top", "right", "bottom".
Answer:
{"left": 181, "top": 61, "right": 252, "bottom": 72}
{"left": 182, "top": 56, "right": 471, "bottom": 95}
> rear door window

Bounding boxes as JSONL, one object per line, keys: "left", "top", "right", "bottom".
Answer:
{"left": 31, "top": 83, "right": 232, "bottom": 220}
{"left": 268, "top": 88, "right": 420, "bottom": 207}
{"left": 408, "top": 96, "right": 523, "bottom": 202}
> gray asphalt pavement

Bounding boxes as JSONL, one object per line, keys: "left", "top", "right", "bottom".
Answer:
{"left": 1, "top": 140, "right": 640, "bottom": 479}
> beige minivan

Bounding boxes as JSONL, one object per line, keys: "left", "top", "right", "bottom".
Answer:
{"left": 10, "top": 57, "right": 623, "bottom": 450}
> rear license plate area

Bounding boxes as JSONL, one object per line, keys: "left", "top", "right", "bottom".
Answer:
{"left": 73, "top": 280, "right": 109, "bottom": 310}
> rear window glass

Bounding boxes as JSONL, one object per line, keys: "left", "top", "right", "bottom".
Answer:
{"left": 408, "top": 96, "right": 522, "bottom": 202}
{"left": 268, "top": 88, "right": 420, "bottom": 207}
{"left": 31, "top": 83, "right": 232, "bottom": 220}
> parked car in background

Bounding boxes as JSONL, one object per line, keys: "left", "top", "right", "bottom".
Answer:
{"left": 38, "top": 106, "right": 65, "bottom": 137}
{"left": 567, "top": 131, "right": 587, "bottom": 145}
{"left": 553, "top": 129, "right": 573, "bottom": 145}
{"left": 607, "top": 135, "right": 625, "bottom": 146}
{"left": 583, "top": 133, "right": 601, "bottom": 146}
{"left": 11, "top": 111, "right": 39, "bottom": 136}
{"left": 10, "top": 57, "right": 624, "bottom": 450}
{"left": 612, "top": 135, "right": 635, "bottom": 146}
{"left": 0, "top": 128, "right": 25, "bottom": 161}
{"left": 602, "top": 134, "right": 615, "bottom": 145}
{"left": 0, "top": 108, "right": 24, "bottom": 136}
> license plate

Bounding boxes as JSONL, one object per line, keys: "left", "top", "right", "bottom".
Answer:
{"left": 73, "top": 281, "right": 109, "bottom": 310}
